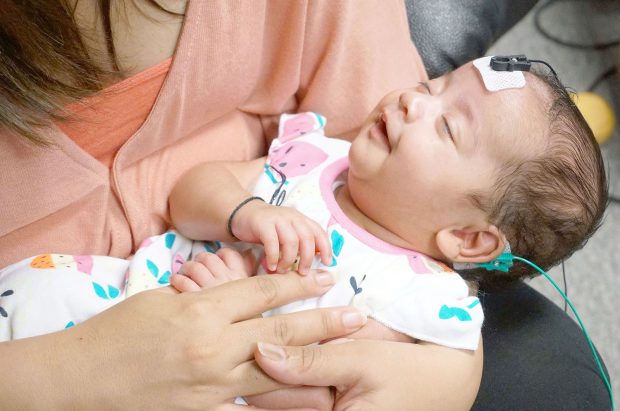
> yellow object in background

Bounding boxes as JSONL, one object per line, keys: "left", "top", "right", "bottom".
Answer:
{"left": 572, "top": 91, "right": 616, "bottom": 144}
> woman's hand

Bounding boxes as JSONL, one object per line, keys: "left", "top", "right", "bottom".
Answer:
{"left": 255, "top": 339, "right": 483, "bottom": 411}
{"left": 1, "top": 271, "right": 366, "bottom": 410}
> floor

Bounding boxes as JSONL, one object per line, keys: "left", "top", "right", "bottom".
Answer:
{"left": 487, "top": 0, "right": 620, "bottom": 401}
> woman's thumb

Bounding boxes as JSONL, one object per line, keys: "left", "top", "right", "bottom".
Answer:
{"left": 254, "top": 340, "right": 357, "bottom": 387}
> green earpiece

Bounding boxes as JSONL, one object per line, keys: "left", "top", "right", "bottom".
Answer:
{"left": 474, "top": 251, "right": 514, "bottom": 272}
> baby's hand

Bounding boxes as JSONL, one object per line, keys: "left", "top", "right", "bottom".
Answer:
{"left": 231, "top": 201, "right": 332, "bottom": 274}
{"left": 170, "top": 248, "right": 253, "bottom": 292}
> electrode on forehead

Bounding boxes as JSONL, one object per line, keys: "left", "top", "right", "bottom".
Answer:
{"left": 473, "top": 56, "right": 526, "bottom": 92}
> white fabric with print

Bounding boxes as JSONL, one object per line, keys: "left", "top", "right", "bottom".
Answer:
{"left": 253, "top": 113, "right": 483, "bottom": 350}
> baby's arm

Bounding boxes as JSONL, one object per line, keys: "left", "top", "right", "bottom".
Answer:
{"left": 169, "top": 159, "right": 331, "bottom": 274}
{"left": 169, "top": 157, "right": 266, "bottom": 241}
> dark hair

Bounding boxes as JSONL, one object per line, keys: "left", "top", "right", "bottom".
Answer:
{"left": 0, "top": 0, "right": 182, "bottom": 144}
{"left": 461, "top": 69, "right": 608, "bottom": 287}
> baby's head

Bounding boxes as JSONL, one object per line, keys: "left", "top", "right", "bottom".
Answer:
{"left": 348, "top": 59, "right": 607, "bottom": 286}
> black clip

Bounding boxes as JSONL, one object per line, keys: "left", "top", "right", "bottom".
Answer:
{"left": 490, "top": 55, "right": 532, "bottom": 72}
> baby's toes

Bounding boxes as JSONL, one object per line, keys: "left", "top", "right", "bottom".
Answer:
{"left": 194, "top": 252, "right": 232, "bottom": 284}
{"left": 216, "top": 248, "right": 252, "bottom": 280}
{"left": 182, "top": 259, "right": 218, "bottom": 288}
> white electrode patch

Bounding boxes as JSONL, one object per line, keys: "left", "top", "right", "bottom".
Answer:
{"left": 473, "top": 56, "right": 526, "bottom": 92}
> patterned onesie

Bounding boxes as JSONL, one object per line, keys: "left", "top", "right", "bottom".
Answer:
{"left": 0, "top": 113, "right": 483, "bottom": 350}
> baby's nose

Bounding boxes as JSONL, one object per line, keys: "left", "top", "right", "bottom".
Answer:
{"left": 399, "top": 91, "right": 429, "bottom": 122}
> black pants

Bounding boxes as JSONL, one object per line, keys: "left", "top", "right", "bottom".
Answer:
{"left": 473, "top": 281, "right": 611, "bottom": 410}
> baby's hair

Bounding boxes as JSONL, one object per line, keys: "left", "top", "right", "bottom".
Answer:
{"left": 461, "top": 68, "right": 608, "bottom": 287}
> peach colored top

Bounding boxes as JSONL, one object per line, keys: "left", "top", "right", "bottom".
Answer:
{"left": 57, "top": 59, "right": 172, "bottom": 168}
{"left": 0, "top": 0, "right": 428, "bottom": 267}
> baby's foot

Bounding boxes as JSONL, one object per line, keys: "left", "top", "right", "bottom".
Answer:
{"left": 171, "top": 248, "right": 254, "bottom": 292}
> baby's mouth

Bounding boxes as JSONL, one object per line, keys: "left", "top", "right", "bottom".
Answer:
{"left": 371, "top": 113, "right": 390, "bottom": 150}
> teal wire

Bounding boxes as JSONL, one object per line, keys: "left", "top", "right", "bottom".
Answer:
{"left": 513, "top": 256, "right": 615, "bottom": 411}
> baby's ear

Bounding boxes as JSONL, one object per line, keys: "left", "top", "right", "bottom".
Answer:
{"left": 436, "top": 225, "right": 506, "bottom": 263}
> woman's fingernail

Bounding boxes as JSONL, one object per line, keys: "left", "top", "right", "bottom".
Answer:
{"left": 314, "top": 271, "right": 335, "bottom": 286}
{"left": 257, "top": 342, "right": 286, "bottom": 361}
{"left": 342, "top": 310, "right": 367, "bottom": 329}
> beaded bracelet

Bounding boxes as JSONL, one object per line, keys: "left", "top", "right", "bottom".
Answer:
{"left": 226, "top": 196, "right": 265, "bottom": 239}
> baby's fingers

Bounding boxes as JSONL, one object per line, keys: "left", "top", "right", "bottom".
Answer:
{"left": 293, "top": 221, "right": 316, "bottom": 275}
{"left": 313, "top": 224, "right": 332, "bottom": 267}
{"left": 259, "top": 224, "right": 280, "bottom": 272}
{"left": 276, "top": 222, "right": 299, "bottom": 273}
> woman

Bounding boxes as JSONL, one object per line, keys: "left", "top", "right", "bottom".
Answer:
{"left": 0, "top": 1, "right": 482, "bottom": 409}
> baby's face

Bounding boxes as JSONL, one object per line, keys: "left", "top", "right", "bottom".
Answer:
{"left": 348, "top": 62, "right": 549, "bottom": 249}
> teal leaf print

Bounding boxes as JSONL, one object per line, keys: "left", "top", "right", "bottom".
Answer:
{"left": 92, "top": 282, "right": 109, "bottom": 299}
{"left": 204, "top": 241, "right": 222, "bottom": 253}
{"left": 65, "top": 321, "right": 75, "bottom": 328}
{"left": 331, "top": 230, "right": 344, "bottom": 257}
{"left": 147, "top": 260, "right": 159, "bottom": 277}
{"left": 165, "top": 233, "right": 176, "bottom": 249}
{"left": 108, "top": 285, "right": 120, "bottom": 299}
{"left": 158, "top": 271, "right": 171, "bottom": 285}
{"left": 438, "top": 305, "right": 472, "bottom": 322}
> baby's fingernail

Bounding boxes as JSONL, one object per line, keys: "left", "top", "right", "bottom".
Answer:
{"left": 342, "top": 310, "right": 367, "bottom": 329}
{"left": 314, "top": 270, "right": 335, "bottom": 286}
{"left": 257, "top": 342, "right": 286, "bottom": 361}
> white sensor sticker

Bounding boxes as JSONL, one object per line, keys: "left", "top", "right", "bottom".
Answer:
{"left": 473, "top": 56, "right": 526, "bottom": 92}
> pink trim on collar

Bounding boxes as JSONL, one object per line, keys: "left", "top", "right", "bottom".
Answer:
{"left": 319, "top": 158, "right": 427, "bottom": 258}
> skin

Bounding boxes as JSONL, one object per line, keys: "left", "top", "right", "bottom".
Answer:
{"left": 346, "top": 63, "right": 549, "bottom": 263}
{"left": 0, "top": 271, "right": 368, "bottom": 410}
{"left": 171, "top": 63, "right": 550, "bottom": 409}
{"left": 4, "top": 2, "right": 485, "bottom": 409}
{"left": 172, "top": 248, "right": 414, "bottom": 410}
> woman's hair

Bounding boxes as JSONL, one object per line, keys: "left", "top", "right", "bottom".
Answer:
{"left": 461, "top": 69, "right": 608, "bottom": 288}
{"left": 0, "top": 0, "right": 182, "bottom": 144}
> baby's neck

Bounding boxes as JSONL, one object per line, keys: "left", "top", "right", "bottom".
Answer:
{"left": 334, "top": 183, "right": 439, "bottom": 258}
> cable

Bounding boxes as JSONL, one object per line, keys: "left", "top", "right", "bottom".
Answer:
{"left": 515, "top": 256, "right": 615, "bottom": 411}
{"left": 535, "top": 0, "right": 620, "bottom": 207}
{"left": 561, "top": 260, "right": 568, "bottom": 313}
{"left": 588, "top": 67, "right": 618, "bottom": 91}
{"left": 529, "top": 58, "right": 558, "bottom": 78}
{"left": 534, "top": 0, "right": 620, "bottom": 50}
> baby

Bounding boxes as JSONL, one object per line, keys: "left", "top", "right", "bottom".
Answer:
{"left": 168, "top": 58, "right": 608, "bottom": 408}
{"left": 0, "top": 57, "right": 607, "bottom": 409}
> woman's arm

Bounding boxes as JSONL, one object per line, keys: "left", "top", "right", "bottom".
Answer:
{"left": 0, "top": 271, "right": 366, "bottom": 410}
{"left": 256, "top": 337, "right": 483, "bottom": 411}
